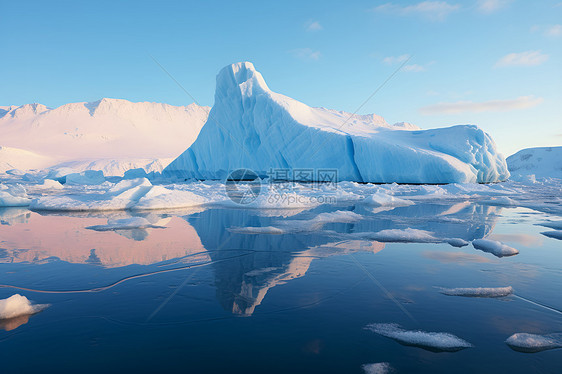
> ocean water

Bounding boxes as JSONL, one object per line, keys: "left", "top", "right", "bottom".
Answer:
{"left": 0, "top": 200, "right": 561, "bottom": 373}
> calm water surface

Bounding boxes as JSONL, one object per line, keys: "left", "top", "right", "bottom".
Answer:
{"left": 0, "top": 201, "right": 561, "bottom": 373}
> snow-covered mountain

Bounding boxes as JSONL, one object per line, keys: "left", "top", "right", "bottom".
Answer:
{"left": 164, "top": 62, "right": 509, "bottom": 183}
{"left": 0, "top": 98, "right": 209, "bottom": 173}
{"left": 507, "top": 146, "right": 562, "bottom": 180}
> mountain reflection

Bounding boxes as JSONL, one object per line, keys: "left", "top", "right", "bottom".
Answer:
{"left": 0, "top": 201, "right": 501, "bottom": 316}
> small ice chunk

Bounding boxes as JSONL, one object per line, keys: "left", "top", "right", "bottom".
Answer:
{"left": 0, "top": 294, "right": 49, "bottom": 319}
{"left": 472, "top": 239, "right": 519, "bottom": 257}
{"left": 439, "top": 286, "right": 513, "bottom": 298}
{"left": 540, "top": 230, "right": 562, "bottom": 240}
{"left": 506, "top": 332, "right": 562, "bottom": 353}
{"left": 447, "top": 238, "right": 469, "bottom": 247}
{"left": 35, "top": 179, "right": 64, "bottom": 190}
{"left": 86, "top": 217, "right": 165, "bottom": 231}
{"left": 363, "top": 192, "right": 414, "bottom": 208}
{"left": 365, "top": 323, "right": 473, "bottom": 352}
{"left": 367, "top": 228, "right": 438, "bottom": 243}
{"left": 0, "top": 190, "right": 31, "bottom": 207}
{"left": 362, "top": 362, "right": 393, "bottom": 374}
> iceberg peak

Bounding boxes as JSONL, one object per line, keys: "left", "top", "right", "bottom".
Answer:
{"left": 216, "top": 62, "right": 270, "bottom": 98}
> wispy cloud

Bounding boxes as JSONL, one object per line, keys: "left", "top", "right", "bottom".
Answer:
{"left": 420, "top": 96, "right": 543, "bottom": 115}
{"left": 372, "top": 1, "right": 460, "bottom": 21}
{"left": 403, "top": 64, "right": 426, "bottom": 72}
{"left": 495, "top": 50, "right": 549, "bottom": 67}
{"left": 545, "top": 24, "right": 562, "bottom": 37}
{"left": 531, "top": 24, "right": 562, "bottom": 37}
{"left": 382, "top": 54, "right": 410, "bottom": 65}
{"left": 291, "top": 48, "right": 321, "bottom": 61}
{"left": 305, "top": 20, "right": 323, "bottom": 32}
{"left": 476, "top": 0, "right": 512, "bottom": 14}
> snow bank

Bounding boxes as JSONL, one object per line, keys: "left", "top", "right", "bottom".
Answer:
{"left": 164, "top": 62, "right": 509, "bottom": 183}
{"left": 541, "top": 230, "right": 562, "bottom": 240}
{"left": 86, "top": 217, "right": 166, "bottom": 231}
{"left": 29, "top": 178, "right": 209, "bottom": 211}
{"left": 472, "top": 239, "right": 519, "bottom": 257}
{"left": 365, "top": 323, "right": 472, "bottom": 352}
{"left": 362, "top": 362, "right": 393, "bottom": 374}
{"left": 0, "top": 294, "right": 49, "bottom": 319}
{"left": 366, "top": 228, "right": 439, "bottom": 243}
{"left": 439, "top": 286, "right": 513, "bottom": 298}
{"left": 505, "top": 333, "right": 562, "bottom": 353}
{"left": 133, "top": 185, "right": 210, "bottom": 210}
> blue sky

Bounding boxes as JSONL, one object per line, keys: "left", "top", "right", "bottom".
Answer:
{"left": 1, "top": 0, "right": 560, "bottom": 155}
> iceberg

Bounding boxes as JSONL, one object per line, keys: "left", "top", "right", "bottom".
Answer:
{"left": 507, "top": 146, "right": 562, "bottom": 180}
{"left": 164, "top": 62, "right": 509, "bottom": 183}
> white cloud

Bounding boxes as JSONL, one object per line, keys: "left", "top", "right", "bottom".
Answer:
{"left": 373, "top": 1, "right": 460, "bottom": 21}
{"left": 291, "top": 48, "right": 321, "bottom": 61}
{"left": 476, "top": 0, "right": 512, "bottom": 14}
{"left": 305, "top": 21, "right": 323, "bottom": 32}
{"left": 382, "top": 54, "right": 410, "bottom": 65}
{"left": 545, "top": 24, "right": 562, "bottom": 37}
{"left": 530, "top": 24, "right": 562, "bottom": 37}
{"left": 420, "top": 96, "right": 543, "bottom": 115}
{"left": 403, "top": 64, "right": 426, "bottom": 72}
{"left": 495, "top": 50, "right": 549, "bottom": 67}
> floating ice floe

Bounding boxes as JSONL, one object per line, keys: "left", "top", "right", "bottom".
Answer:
{"left": 365, "top": 228, "right": 439, "bottom": 243}
{"left": 365, "top": 323, "right": 473, "bottom": 352}
{"left": 133, "top": 185, "right": 210, "bottom": 210}
{"left": 472, "top": 239, "right": 519, "bottom": 257}
{"left": 438, "top": 286, "right": 513, "bottom": 298}
{"left": 0, "top": 294, "right": 49, "bottom": 320}
{"left": 230, "top": 226, "right": 285, "bottom": 235}
{"left": 540, "top": 230, "right": 562, "bottom": 240}
{"left": 0, "top": 184, "right": 31, "bottom": 207}
{"left": 446, "top": 238, "right": 470, "bottom": 247}
{"left": 505, "top": 332, "right": 562, "bottom": 353}
{"left": 86, "top": 217, "right": 166, "bottom": 231}
{"left": 362, "top": 362, "right": 394, "bottom": 374}
{"left": 362, "top": 191, "right": 415, "bottom": 208}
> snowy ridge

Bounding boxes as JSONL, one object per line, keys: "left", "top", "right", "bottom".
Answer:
{"left": 164, "top": 62, "right": 509, "bottom": 183}
{"left": 0, "top": 98, "right": 209, "bottom": 172}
